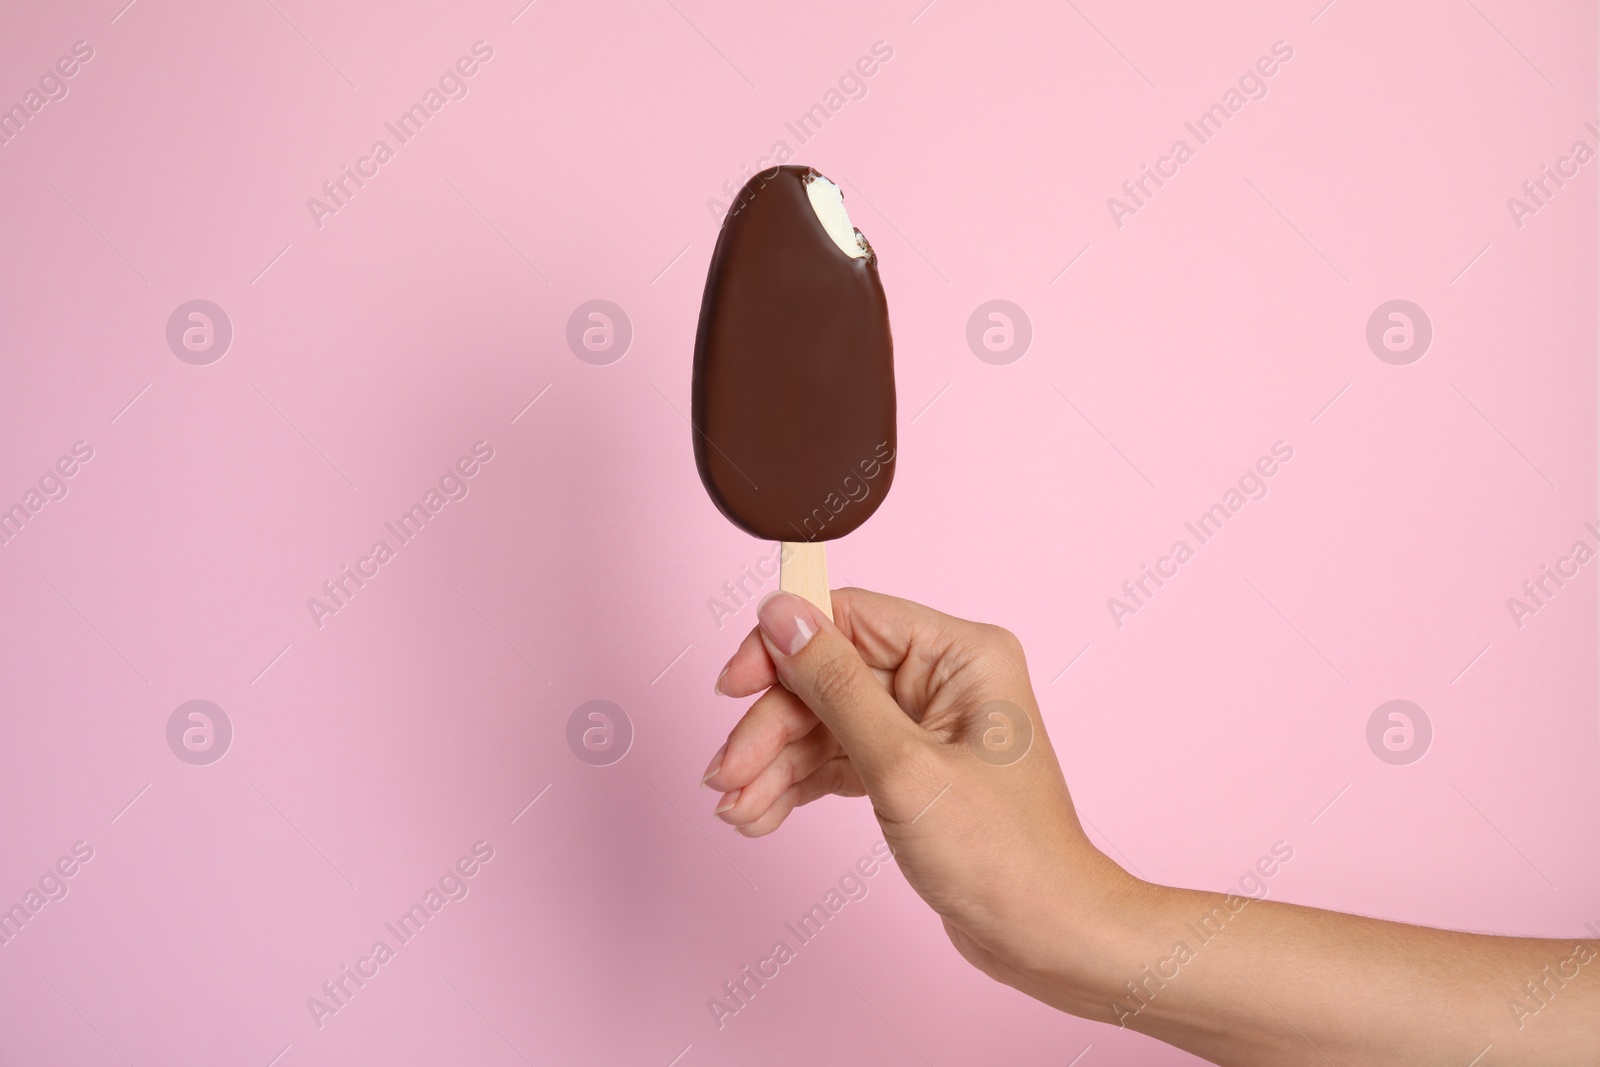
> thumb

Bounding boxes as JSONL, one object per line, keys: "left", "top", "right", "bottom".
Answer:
{"left": 756, "top": 591, "right": 923, "bottom": 785}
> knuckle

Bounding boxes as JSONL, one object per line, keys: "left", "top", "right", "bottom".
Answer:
{"left": 821, "top": 758, "right": 855, "bottom": 796}
{"left": 807, "top": 649, "right": 862, "bottom": 709}
{"left": 989, "top": 624, "right": 1023, "bottom": 651}
{"left": 776, "top": 737, "right": 815, "bottom": 782}
{"left": 978, "top": 623, "right": 1026, "bottom": 662}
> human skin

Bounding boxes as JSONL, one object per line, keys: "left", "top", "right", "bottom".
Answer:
{"left": 701, "top": 588, "right": 1600, "bottom": 1066}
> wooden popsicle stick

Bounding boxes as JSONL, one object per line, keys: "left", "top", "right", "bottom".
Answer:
{"left": 779, "top": 541, "right": 833, "bottom": 620}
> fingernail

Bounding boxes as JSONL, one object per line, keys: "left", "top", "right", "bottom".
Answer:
{"left": 701, "top": 742, "right": 727, "bottom": 787}
{"left": 714, "top": 789, "right": 740, "bottom": 816}
{"left": 757, "top": 591, "right": 820, "bottom": 657}
{"left": 713, "top": 664, "right": 730, "bottom": 696}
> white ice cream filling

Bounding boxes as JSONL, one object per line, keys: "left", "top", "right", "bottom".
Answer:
{"left": 805, "top": 174, "right": 871, "bottom": 259}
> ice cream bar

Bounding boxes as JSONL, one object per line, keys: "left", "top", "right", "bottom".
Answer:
{"left": 692, "top": 166, "right": 896, "bottom": 615}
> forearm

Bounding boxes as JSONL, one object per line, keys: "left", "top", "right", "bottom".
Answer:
{"left": 1040, "top": 880, "right": 1600, "bottom": 1065}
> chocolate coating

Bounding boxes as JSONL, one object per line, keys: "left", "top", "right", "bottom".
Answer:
{"left": 692, "top": 166, "right": 896, "bottom": 542}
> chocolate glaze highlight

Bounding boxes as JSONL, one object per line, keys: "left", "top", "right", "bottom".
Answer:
{"left": 692, "top": 166, "right": 896, "bottom": 542}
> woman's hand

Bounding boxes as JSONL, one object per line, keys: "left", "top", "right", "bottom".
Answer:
{"left": 702, "top": 587, "right": 1141, "bottom": 1010}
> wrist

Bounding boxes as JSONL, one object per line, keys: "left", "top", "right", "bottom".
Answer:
{"left": 1016, "top": 854, "right": 1177, "bottom": 1021}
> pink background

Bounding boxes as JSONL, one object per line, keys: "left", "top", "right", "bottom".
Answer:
{"left": 1, "top": 0, "right": 1595, "bottom": 1064}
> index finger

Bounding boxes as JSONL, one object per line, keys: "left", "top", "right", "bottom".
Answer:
{"left": 830, "top": 587, "right": 970, "bottom": 673}
{"left": 716, "top": 587, "right": 973, "bottom": 698}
